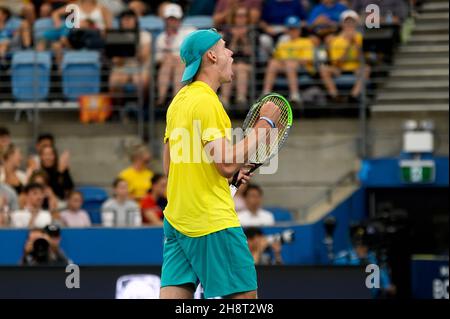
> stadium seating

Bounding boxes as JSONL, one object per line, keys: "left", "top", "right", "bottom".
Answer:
{"left": 139, "top": 15, "right": 164, "bottom": 38}
{"left": 182, "top": 15, "right": 213, "bottom": 29}
{"left": 264, "top": 206, "right": 294, "bottom": 222}
{"left": 11, "top": 50, "right": 52, "bottom": 101}
{"left": 77, "top": 186, "right": 109, "bottom": 225}
{"left": 62, "top": 50, "right": 101, "bottom": 100}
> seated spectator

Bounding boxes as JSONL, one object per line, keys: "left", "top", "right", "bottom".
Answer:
{"left": 28, "top": 133, "right": 55, "bottom": 169}
{"left": 101, "top": 178, "right": 141, "bottom": 227}
{"left": 0, "top": 6, "right": 31, "bottom": 59}
{"left": 11, "top": 183, "right": 52, "bottom": 228}
{"left": 219, "top": 6, "right": 253, "bottom": 108}
{"left": 0, "top": 0, "right": 35, "bottom": 24}
{"left": 127, "top": 0, "right": 148, "bottom": 17}
{"left": 34, "top": 1, "right": 68, "bottom": 19}
{"left": 52, "top": 0, "right": 113, "bottom": 32}
{"left": 307, "top": 0, "right": 348, "bottom": 38}
{"left": 118, "top": 144, "right": 154, "bottom": 201}
{"left": 39, "top": 145, "right": 74, "bottom": 200}
{"left": 109, "top": 10, "right": 152, "bottom": 108}
{"left": 244, "top": 226, "right": 283, "bottom": 265}
{"left": 262, "top": 16, "right": 316, "bottom": 103}
{"left": 213, "top": 0, "right": 262, "bottom": 28}
{"left": 0, "top": 126, "right": 11, "bottom": 164}
{"left": 140, "top": 174, "right": 167, "bottom": 226}
{"left": 352, "top": 0, "right": 409, "bottom": 25}
{"left": 1, "top": 181, "right": 20, "bottom": 226}
{"left": 60, "top": 191, "right": 91, "bottom": 227}
{"left": 0, "top": 182, "right": 19, "bottom": 214}
{"left": 319, "top": 10, "right": 371, "bottom": 102}
{"left": 0, "top": 144, "right": 29, "bottom": 194}
{"left": 258, "top": 0, "right": 307, "bottom": 59}
{"left": 238, "top": 184, "right": 275, "bottom": 226}
{"left": 155, "top": 3, "right": 196, "bottom": 106}
{"left": 25, "top": 169, "right": 59, "bottom": 213}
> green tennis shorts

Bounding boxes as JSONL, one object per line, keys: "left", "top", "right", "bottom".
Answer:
{"left": 161, "top": 218, "right": 257, "bottom": 298}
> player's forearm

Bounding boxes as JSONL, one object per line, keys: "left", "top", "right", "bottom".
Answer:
{"left": 217, "top": 120, "right": 272, "bottom": 176}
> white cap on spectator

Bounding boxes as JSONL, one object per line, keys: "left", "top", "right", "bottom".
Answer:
{"left": 163, "top": 3, "right": 183, "bottom": 19}
{"left": 340, "top": 10, "right": 360, "bottom": 23}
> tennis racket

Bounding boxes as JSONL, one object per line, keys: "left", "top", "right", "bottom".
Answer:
{"left": 230, "top": 93, "right": 293, "bottom": 197}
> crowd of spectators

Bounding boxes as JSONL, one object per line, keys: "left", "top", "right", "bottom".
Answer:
{"left": 0, "top": 125, "right": 278, "bottom": 230}
{"left": 0, "top": 0, "right": 418, "bottom": 107}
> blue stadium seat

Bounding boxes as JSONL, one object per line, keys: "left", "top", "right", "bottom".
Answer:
{"left": 139, "top": 15, "right": 164, "bottom": 36}
{"left": 11, "top": 50, "right": 51, "bottom": 101}
{"left": 275, "top": 72, "right": 315, "bottom": 88}
{"left": 334, "top": 73, "right": 357, "bottom": 89}
{"left": 77, "top": 186, "right": 109, "bottom": 225}
{"left": 33, "top": 18, "right": 54, "bottom": 41}
{"left": 182, "top": 15, "right": 213, "bottom": 29}
{"left": 264, "top": 206, "right": 294, "bottom": 222}
{"left": 62, "top": 51, "right": 101, "bottom": 100}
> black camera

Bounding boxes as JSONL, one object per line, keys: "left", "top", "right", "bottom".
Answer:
{"left": 31, "top": 238, "right": 50, "bottom": 264}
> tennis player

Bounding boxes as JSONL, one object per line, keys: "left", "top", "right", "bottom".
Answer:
{"left": 160, "top": 29, "right": 280, "bottom": 299}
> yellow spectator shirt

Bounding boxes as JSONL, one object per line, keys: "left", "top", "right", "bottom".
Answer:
{"left": 329, "top": 33, "right": 363, "bottom": 72}
{"left": 274, "top": 36, "right": 315, "bottom": 72}
{"left": 163, "top": 81, "right": 240, "bottom": 237}
{"left": 119, "top": 167, "right": 154, "bottom": 200}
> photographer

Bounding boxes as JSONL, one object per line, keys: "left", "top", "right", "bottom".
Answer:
{"left": 333, "top": 225, "right": 396, "bottom": 298}
{"left": 21, "top": 225, "right": 70, "bottom": 266}
{"left": 244, "top": 227, "right": 283, "bottom": 265}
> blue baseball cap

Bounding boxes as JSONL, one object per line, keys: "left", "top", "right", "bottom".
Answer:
{"left": 284, "top": 16, "right": 301, "bottom": 28}
{"left": 180, "top": 29, "right": 222, "bottom": 84}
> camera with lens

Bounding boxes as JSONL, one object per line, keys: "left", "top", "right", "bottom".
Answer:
{"left": 30, "top": 237, "right": 51, "bottom": 264}
{"left": 266, "top": 229, "right": 295, "bottom": 245}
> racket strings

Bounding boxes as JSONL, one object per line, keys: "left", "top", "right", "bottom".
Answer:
{"left": 245, "top": 96, "right": 291, "bottom": 164}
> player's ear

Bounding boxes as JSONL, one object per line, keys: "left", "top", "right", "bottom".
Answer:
{"left": 206, "top": 50, "right": 217, "bottom": 64}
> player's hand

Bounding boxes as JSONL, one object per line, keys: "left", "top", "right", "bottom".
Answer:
{"left": 260, "top": 101, "right": 281, "bottom": 125}
{"left": 237, "top": 164, "right": 255, "bottom": 185}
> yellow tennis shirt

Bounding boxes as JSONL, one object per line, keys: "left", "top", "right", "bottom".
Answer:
{"left": 119, "top": 166, "right": 154, "bottom": 200}
{"left": 163, "top": 81, "right": 240, "bottom": 237}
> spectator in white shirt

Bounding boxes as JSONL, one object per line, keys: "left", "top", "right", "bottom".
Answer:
{"left": 155, "top": 3, "right": 196, "bottom": 106}
{"left": 11, "top": 183, "right": 52, "bottom": 228}
{"left": 101, "top": 178, "right": 141, "bottom": 227}
{"left": 238, "top": 184, "right": 275, "bottom": 226}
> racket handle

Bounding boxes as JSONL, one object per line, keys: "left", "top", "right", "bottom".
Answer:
{"left": 230, "top": 164, "right": 261, "bottom": 194}
{"left": 230, "top": 184, "right": 239, "bottom": 197}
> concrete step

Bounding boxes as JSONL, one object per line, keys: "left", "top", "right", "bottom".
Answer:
{"left": 372, "top": 104, "right": 449, "bottom": 113}
{"left": 399, "top": 45, "right": 449, "bottom": 54}
{"left": 382, "top": 82, "right": 449, "bottom": 92}
{"left": 413, "top": 24, "right": 449, "bottom": 35}
{"left": 421, "top": 2, "right": 450, "bottom": 13}
{"left": 417, "top": 12, "right": 449, "bottom": 20}
{"left": 408, "top": 34, "right": 449, "bottom": 45}
{"left": 394, "top": 57, "right": 449, "bottom": 65}
{"left": 416, "top": 12, "right": 449, "bottom": 23}
{"left": 389, "top": 68, "right": 449, "bottom": 77}
{"left": 376, "top": 91, "right": 449, "bottom": 104}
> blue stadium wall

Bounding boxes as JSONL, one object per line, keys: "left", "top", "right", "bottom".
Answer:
{"left": 0, "top": 157, "right": 448, "bottom": 266}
